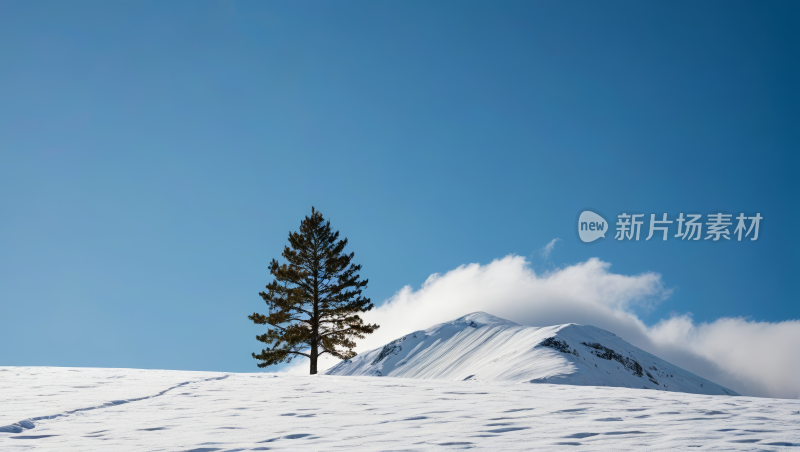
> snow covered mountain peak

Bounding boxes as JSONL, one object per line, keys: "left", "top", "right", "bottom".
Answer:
{"left": 326, "top": 312, "right": 738, "bottom": 396}
{"left": 441, "top": 311, "right": 519, "bottom": 328}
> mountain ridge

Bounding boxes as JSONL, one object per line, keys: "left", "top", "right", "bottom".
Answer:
{"left": 325, "top": 311, "right": 738, "bottom": 396}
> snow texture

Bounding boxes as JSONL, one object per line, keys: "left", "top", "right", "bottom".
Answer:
{"left": 1, "top": 366, "right": 799, "bottom": 451}
{"left": 327, "top": 312, "right": 738, "bottom": 396}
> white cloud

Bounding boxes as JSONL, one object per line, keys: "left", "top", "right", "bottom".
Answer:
{"left": 282, "top": 255, "right": 800, "bottom": 399}
{"left": 539, "top": 238, "right": 561, "bottom": 259}
{"left": 648, "top": 315, "right": 800, "bottom": 398}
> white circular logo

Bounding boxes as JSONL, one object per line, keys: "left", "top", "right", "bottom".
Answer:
{"left": 578, "top": 211, "right": 607, "bottom": 243}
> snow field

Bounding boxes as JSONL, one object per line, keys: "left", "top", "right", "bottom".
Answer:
{"left": 1, "top": 367, "right": 799, "bottom": 451}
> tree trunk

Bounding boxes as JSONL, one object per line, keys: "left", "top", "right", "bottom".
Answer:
{"left": 310, "top": 343, "right": 318, "bottom": 375}
{"left": 311, "top": 240, "right": 319, "bottom": 375}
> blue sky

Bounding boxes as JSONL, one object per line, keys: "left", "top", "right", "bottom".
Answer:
{"left": 0, "top": 1, "right": 797, "bottom": 373}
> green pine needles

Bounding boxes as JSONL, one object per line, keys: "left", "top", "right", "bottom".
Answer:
{"left": 248, "top": 207, "right": 379, "bottom": 374}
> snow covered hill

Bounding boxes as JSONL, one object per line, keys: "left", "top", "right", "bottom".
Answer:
{"left": 2, "top": 367, "right": 799, "bottom": 451}
{"left": 326, "top": 312, "right": 738, "bottom": 396}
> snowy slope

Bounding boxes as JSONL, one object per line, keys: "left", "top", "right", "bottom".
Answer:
{"left": 2, "top": 367, "right": 799, "bottom": 451}
{"left": 326, "top": 312, "right": 738, "bottom": 396}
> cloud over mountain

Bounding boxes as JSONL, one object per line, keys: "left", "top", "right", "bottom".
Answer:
{"left": 287, "top": 255, "right": 799, "bottom": 399}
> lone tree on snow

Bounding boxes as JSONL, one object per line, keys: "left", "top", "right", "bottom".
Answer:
{"left": 249, "top": 207, "right": 379, "bottom": 374}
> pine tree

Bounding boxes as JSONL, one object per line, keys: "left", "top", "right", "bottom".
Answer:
{"left": 248, "top": 207, "right": 379, "bottom": 374}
